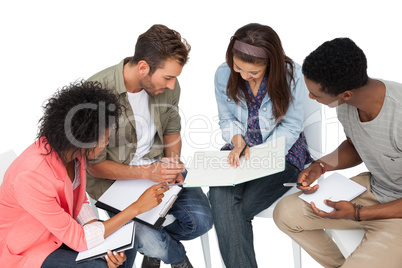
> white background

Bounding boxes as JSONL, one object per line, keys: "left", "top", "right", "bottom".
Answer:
{"left": 1, "top": 0, "right": 401, "bottom": 267}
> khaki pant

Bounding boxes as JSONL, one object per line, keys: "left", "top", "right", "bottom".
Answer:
{"left": 273, "top": 172, "right": 402, "bottom": 268}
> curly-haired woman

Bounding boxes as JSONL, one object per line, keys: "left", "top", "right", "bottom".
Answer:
{"left": 0, "top": 81, "right": 169, "bottom": 268}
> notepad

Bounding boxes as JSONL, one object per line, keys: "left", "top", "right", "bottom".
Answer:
{"left": 96, "top": 179, "right": 182, "bottom": 228}
{"left": 75, "top": 221, "right": 135, "bottom": 263}
{"left": 299, "top": 172, "right": 367, "bottom": 213}
{"left": 184, "top": 136, "right": 286, "bottom": 187}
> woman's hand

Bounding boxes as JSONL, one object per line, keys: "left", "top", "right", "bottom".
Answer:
{"left": 103, "top": 182, "right": 170, "bottom": 238}
{"left": 228, "top": 145, "right": 249, "bottom": 168}
{"left": 105, "top": 250, "right": 126, "bottom": 268}
{"left": 130, "top": 182, "right": 169, "bottom": 215}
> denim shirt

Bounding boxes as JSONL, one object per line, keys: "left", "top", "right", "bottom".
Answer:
{"left": 215, "top": 62, "right": 306, "bottom": 154}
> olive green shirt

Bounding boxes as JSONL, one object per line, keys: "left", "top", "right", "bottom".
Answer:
{"left": 86, "top": 58, "right": 182, "bottom": 200}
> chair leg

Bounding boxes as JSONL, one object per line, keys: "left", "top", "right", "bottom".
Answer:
{"left": 200, "top": 233, "right": 212, "bottom": 268}
{"left": 292, "top": 240, "right": 302, "bottom": 268}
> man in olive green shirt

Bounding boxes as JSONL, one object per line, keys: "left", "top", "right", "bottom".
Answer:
{"left": 86, "top": 56, "right": 183, "bottom": 200}
{"left": 86, "top": 24, "right": 212, "bottom": 268}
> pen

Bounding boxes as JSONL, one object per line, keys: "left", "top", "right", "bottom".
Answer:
{"left": 283, "top": 182, "right": 303, "bottom": 187}
{"left": 158, "top": 159, "right": 171, "bottom": 164}
{"left": 161, "top": 183, "right": 184, "bottom": 188}
{"left": 239, "top": 144, "right": 247, "bottom": 157}
{"left": 157, "top": 158, "right": 183, "bottom": 165}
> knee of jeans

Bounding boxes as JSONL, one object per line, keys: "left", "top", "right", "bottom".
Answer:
{"left": 273, "top": 195, "right": 300, "bottom": 231}
{"left": 208, "top": 187, "right": 231, "bottom": 206}
{"left": 180, "top": 208, "right": 213, "bottom": 238}
{"left": 135, "top": 224, "right": 168, "bottom": 258}
{"left": 195, "top": 209, "right": 214, "bottom": 235}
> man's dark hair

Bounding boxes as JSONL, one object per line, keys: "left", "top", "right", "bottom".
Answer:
{"left": 129, "top": 24, "right": 191, "bottom": 75}
{"left": 37, "top": 80, "right": 121, "bottom": 162}
{"left": 302, "top": 38, "right": 368, "bottom": 96}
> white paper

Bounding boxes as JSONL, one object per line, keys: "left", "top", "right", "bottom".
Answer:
{"left": 97, "top": 179, "right": 181, "bottom": 225}
{"left": 76, "top": 221, "right": 135, "bottom": 263}
{"left": 299, "top": 172, "right": 367, "bottom": 213}
{"left": 184, "top": 136, "right": 286, "bottom": 187}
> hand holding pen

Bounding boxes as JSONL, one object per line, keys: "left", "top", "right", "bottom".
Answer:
{"left": 228, "top": 143, "right": 249, "bottom": 168}
{"left": 286, "top": 162, "right": 322, "bottom": 193}
{"left": 148, "top": 157, "right": 185, "bottom": 183}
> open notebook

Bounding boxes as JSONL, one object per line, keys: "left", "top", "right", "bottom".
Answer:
{"left": 184, "top": 136, "right": 286, "bottom": 187}
{"left": 299, "top": 172, "right": 367, "bottom": 213}
{"left": 96, "top": 179, "right": 182, "bottom": 228}
{"left": 75, "top": 221, "right": 135, "bottom": 263}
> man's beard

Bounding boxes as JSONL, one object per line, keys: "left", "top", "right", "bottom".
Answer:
{"left": 139, "top": 77, "right": 168, "bottom": 96}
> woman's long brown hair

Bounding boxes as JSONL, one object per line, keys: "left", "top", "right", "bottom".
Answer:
{"left": 226, "top": 23, "right": 294, "bottom": 122}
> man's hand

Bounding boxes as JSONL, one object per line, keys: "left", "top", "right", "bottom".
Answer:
{"left": 146, "top": 157, "right": 185, "bottom": 183}
{"left": 173, "top": 172, "right": 185, "bottom": 184}
{"left": 311, "top": 200, "right": 355, "bottom": 220}
{"left": 297, "top": 162, "right": 323, "bottom": 194}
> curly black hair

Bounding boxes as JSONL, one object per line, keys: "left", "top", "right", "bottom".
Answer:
{"left": 302, "top": 38, "right": 368, "bottom": 96}
{"left": 37, "top": 80, "right": 121, "bottom": 163}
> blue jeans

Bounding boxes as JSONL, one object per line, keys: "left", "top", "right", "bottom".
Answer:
{"left": 108, "top": 170, "right": 213, "bottom": 265}
{"left": 41, "top": 244, "right": 108, "bottom": 268}
{"left": 209, "top": 162, "right": 300, "bottom": 268}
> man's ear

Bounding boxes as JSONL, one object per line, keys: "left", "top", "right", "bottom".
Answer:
{"left": 137, "top": 60, "right": 150, "bottom": 76}
{"left": 341, "top": 90, "right": 353, "bottom": 101}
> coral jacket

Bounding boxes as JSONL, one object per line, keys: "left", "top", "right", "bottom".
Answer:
{"left": 0, "top": 140, "right": 90, "bottom": 267}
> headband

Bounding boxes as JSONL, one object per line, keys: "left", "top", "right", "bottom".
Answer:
{"left": 233, "top": 40, "right": 268, "bottom": 59}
